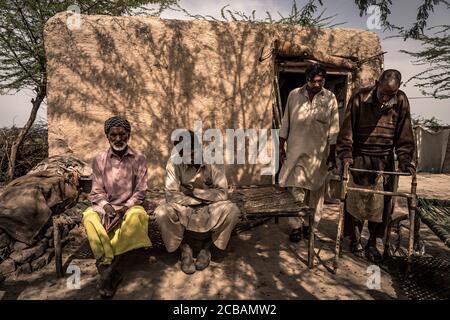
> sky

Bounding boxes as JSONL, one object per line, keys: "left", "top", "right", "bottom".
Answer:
{"left": 0, "top": 0, "right": 449, "bottom": 127}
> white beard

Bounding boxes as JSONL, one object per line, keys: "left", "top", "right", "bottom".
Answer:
{"left": 111, "top": 142, "right": 128, "bottom": 152}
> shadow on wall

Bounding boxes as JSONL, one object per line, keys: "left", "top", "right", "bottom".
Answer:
{"left": 44, "top": 14, "right": 380, "bottom": 187}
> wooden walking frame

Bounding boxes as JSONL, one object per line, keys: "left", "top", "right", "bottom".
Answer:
{"left": 333, "top": 163, "right": 417, "bottom": 274}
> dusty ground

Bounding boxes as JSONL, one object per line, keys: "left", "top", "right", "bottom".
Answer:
{"left": 0, "top": 173, "right": 449, "bottom": 300}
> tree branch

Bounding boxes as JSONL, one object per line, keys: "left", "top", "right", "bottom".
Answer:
{"left": 0, "top": 32, "right": 39, "bottom": 86}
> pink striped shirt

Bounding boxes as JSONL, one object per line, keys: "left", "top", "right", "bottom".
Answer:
{"left": 89, "top": 147, "right": 148, "bottom": 216}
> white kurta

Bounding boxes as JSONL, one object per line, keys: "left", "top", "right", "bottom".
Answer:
{"left": 279, "top": 85, "right": 339, "bottom": 191}
{"left": 155, "top": 158, "right": 240, "bottom": 252}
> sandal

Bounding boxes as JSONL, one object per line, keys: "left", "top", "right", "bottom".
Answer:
{"left": 289, "top": 226, "right": 309, "bottom": 243}
{"left": 180, "top": 244, "right": 196, "bottom": 275}
{"left": 350, "top": 240, "right": 365, "bottom": 258}
{"left": 195, "top": 249, "right": 211, "bottom": 271}
{"left": 365, "top": 245, "right": 383, "bottom": 263}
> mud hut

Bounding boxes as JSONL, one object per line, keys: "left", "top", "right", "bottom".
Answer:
{"left": 44, "top": 13, "right": 384, "bottom": 187}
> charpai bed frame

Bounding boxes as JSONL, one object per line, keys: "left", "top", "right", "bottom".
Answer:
{"left": 53, "top": 185, "right": 316, "bottom": 278}
{"left": 416, "top": 198, "right": 450, "bottom": 249}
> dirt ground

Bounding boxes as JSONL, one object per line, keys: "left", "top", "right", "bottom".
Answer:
{"left": 1, "top": 173, "right": 449, "bottom": 300}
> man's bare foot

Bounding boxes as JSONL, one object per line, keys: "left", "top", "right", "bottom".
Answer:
{"left": 102, "top": 269, "right": 123, "bottom": 299}
{"left": 96, "top": 263, "right": 108, "bottom": 294}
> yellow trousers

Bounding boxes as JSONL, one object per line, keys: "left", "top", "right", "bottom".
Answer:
{"left": 82, "top": 205, "right": 151, "bottom": 265}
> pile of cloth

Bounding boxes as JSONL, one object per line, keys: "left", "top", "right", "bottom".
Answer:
{"left": 0, "top": 156, "right": 92, "bottom": 245}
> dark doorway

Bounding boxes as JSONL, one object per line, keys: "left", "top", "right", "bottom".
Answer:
{"left": 277, "top": 70, "right": 348, "bottom": 119}
{"left": 273, "top": 61, "right": 349, "bottom": 182}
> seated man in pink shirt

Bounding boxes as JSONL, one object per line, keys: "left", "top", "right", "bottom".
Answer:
{"left": 82, "top": 116, "right": 151, "bottom": 298}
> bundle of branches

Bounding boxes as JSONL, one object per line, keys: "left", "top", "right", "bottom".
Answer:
{"left": 0, "top": 123, "right": 48, "bottom": 184}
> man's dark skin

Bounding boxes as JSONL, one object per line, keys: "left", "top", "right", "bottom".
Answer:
{"left": 103, "top": 126, "right": 130, "bottom": 230}
{"left": 175, "top": 134, "right": 215, "bottom": 273}
{"left": 177, "top": 138, "right": 209, "bottom": 204}
{"left": 96, "top": 125, "right": 133, "bottom": 298}
{"left": 339, "top": 73, "right": 416, "bottom": 257}
{"left": 279, "top": 74, "right": 336, "bottom": 171}
{"left": 341, "top": 81, "right": 415, "bottom": 175}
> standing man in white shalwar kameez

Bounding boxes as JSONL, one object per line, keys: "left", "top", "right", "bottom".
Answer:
{"left": 278, "top": 63, "right": 340, "bottom": 242}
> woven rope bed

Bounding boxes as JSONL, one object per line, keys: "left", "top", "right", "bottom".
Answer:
{"left": 417, "top": 198, "right": 450, "bottom": 248}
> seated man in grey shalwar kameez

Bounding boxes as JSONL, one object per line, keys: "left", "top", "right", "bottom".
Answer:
{"left": 155, "top": 132, "right": 240, "bottom": 274}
